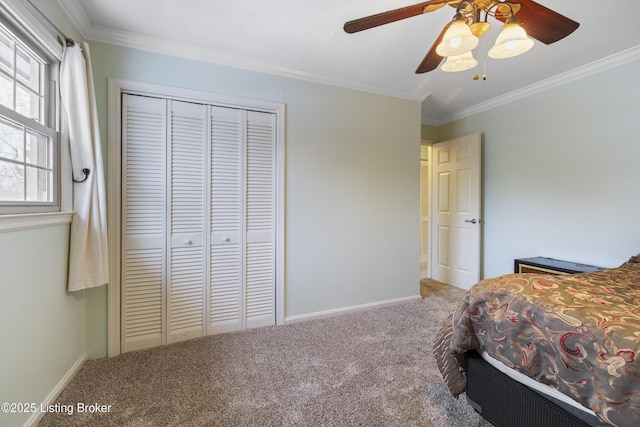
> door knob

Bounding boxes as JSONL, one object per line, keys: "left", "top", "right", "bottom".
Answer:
{"left": 465, "top": 218, "right": 478, "bottom": 224}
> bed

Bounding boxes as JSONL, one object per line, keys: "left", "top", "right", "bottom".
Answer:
{"left": 433, "top": 254, "right": 640, "bottom": 427}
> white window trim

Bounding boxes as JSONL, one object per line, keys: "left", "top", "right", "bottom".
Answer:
{"left": 0, "top": 0, "right": 63, "bottom": 60}
{"left": 0, "top": 211, "right": 72, "bottom": 232}
{"left": 107, "top": 78, "right": 286, "bottom": 357}
{"left": 0, "top": 0, "right": 72, "bottom": 229}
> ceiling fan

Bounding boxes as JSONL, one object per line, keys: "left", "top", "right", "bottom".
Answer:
{"left": 344, "top": 0, "right": 580, "bottom": 74}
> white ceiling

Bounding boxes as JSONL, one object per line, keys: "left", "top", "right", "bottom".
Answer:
{"left": 57, "top": 0, "right": 640, "bottom": 125}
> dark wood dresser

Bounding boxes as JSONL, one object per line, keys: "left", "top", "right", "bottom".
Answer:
{"left": 514, "top": 257, "right": 603, "bottom": 275}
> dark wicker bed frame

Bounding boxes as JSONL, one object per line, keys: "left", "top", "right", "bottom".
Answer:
{"left": 465, "top": 351, "right": 611, "bottom": 427}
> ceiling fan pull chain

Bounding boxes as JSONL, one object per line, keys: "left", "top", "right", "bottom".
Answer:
{"left": 472, "top": 36, "right": 488, "bottom": 81}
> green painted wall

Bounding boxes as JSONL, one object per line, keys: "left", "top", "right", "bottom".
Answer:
{"left": 439, "top": 58, "right": 640, "bottom": 277}
{"left": 0, "top": 224, "right": 84, "bottom": 427}
{"left": 86, "top": 42, "right": 421, "bottom": 358}
{"left": 421, "top": 124, "right": 439, "bottom": 141}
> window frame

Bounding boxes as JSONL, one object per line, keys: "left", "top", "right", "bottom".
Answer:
{"left": 0, "top": 0, "right": 71, "bottom": 229}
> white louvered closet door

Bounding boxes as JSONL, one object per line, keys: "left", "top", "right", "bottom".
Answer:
{"left": 209, "top": 108, "right": 276, "bottom": 333}
{"left": 167, "top": 100, "right": 208, "bottom": 343}
{"left": 121, "top": 95, "right": 277, "bottom": 352}
{"left": 210, "top": 107, "right": 243, "bottom": 333}
{"left": 245, "top": 111, "right": 276, "bottom": 328}
{"left": 121, "top": 94, "right": 167, "bottom": 353}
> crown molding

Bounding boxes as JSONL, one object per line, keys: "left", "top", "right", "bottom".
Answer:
{"left": 439, "top": 44, "right": 640, "bottom": 125}
{"left": 56, "top": 0, "right": 92, "bottom": 35}
{"left": 95, "top": 26, "right": 428, "bottom": 101}
{"left": 59, "top": 0, "right": 639, "bottom": 121}
{"left": 57, "top": 0, "right": 426, "bottom": 102}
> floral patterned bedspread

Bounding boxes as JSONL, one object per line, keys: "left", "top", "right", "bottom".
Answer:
{"left": 436, "top": 255, "right": 640, "bottom": 427}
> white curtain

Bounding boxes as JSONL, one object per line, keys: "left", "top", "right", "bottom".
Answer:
{"left": 60, "top": 41, "right": 109, "bottom": 292}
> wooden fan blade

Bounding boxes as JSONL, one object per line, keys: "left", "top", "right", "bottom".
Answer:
{"left": 344, "top": 0, "right": 450, "bottom": 34}
{"left": 500, "top": 0, "right": 579, "bottom": 44}
{"left": 415, "top": 22, "right": 450, "bottom": 74}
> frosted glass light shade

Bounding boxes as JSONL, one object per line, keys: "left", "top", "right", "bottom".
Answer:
{"left": 488, "top": 23, "right": 534, "bottom": 59}
{"left": 440, "top": 51, "right": 478, "bottom": 72}
{"left": 436, "top": 21, "right": 479, "bottom": 57}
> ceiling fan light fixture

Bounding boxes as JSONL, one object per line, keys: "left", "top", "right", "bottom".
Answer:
{"left": 441, "top": 51, "right": 478, "bottom": 72}
{"left": 488, "top": 22, "right": 534, "bottom": 59}
{"left": 344, "top": 0, "right": 579, "bottom": 75}
{"left": 435, "top": 20, "right": 479, "bottom": 57}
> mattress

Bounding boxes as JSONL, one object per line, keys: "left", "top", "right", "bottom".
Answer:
{"left": 465, "top": 350, "right": 610, "bottom": 427}
{"left": 479, "top": 350, "right": 596, "bottom": 417}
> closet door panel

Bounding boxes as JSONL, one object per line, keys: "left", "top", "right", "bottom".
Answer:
{"left": 167, "top": 100, "right": 207, "bottom": 343}
{"left": 121, "top": 94, "right": 167, "bottom": 352}
{"left": 210, "top": 106, "right": 243, "bottom": 333}
{"left": 121, "top": 94, "right": 279, "bottom": 351}
{"left": 245, "top": 111, "right": 276, "bottom": 328}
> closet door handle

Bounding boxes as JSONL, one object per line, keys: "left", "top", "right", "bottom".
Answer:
{"left": 185, "top": 239, "right": 193, "bottom": 245}
{"left": 223, "top": 237, "right": 231, "bottom": 243}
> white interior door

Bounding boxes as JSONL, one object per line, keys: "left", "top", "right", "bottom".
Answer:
{"left": 431, "top": 133, "right": 482, "bottom": 289}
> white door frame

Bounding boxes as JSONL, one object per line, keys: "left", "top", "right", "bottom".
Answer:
{"left": 106, "top": 78, "right": 286, "bottom": 357}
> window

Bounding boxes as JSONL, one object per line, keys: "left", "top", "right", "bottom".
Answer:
{"left": 0, "top": 16, "right": 58, "bottom": 214}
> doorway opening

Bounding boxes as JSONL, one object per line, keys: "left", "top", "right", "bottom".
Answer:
{"left": 420, "top": 141, "right": 432, "bottom": 281}
{"left": 420, "top": 134, "right": 482, "bottom": 297}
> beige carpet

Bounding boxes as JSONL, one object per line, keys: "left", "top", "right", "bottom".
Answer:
{"left": 420, "top": 278, "right": 449, "bottom": 299}
{"left": 39, "top": 280, "right": 489, "bottom": 427}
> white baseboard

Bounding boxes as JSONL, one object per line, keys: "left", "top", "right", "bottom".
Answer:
{"left": 284, "top": 294, "right": 422, "bottom": 324}
{"left": 24, "top": 353, "right": 87, "bottom": 427}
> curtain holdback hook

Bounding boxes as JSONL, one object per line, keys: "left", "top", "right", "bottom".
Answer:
{"left": 72, "top": 168, "right": 90, "bottom": 183}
